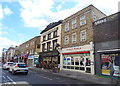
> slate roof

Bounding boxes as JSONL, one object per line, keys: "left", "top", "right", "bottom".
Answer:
{"left": 40, "top": 20, "right": 62, "bottom": 34}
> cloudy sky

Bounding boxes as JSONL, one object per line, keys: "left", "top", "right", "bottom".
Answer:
{"left": 0, "top": 0, "right": 119, "bottom": 57}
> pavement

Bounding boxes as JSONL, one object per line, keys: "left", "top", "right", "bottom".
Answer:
{"left": 29, "top": 67, "right": 119, "bottom": 85}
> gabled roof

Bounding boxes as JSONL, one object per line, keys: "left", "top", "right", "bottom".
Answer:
{"left": 40, "top": 20, "right": 62, "bottom": 34}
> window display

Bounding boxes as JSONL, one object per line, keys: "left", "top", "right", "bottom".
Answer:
{"left": 63, "top": 53, "right": 91, "bottom": 73}
{"left": 101, "top": 54, "right": 120, "bottom": 76}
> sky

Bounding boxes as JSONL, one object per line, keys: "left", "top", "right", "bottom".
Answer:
{"left": 0, "top": 0, "right": 119, "bottom": 57}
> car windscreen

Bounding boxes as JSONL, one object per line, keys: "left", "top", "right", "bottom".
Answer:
{"left": 18, "top": 64, "right": 26, "bottom": 67}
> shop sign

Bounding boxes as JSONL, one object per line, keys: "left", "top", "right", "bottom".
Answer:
{"left": 28, "top": 55, "right": 34, "bottom": 58}
{"left": 62, "top": 44, "right": 92, "bottom": 53}
{"left": 43, "top": 50, "right": 59, "bottom": 57}
{"left": 94, "top": 18, "right": 107, "bottom": 26}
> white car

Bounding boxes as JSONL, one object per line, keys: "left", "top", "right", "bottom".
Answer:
{"left": 3, "top": 62, "right": 14, "bottom": 69}
{"left": 9, "top": 63, "right": 29, "bottom": 75}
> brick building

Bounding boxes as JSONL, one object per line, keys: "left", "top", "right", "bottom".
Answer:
{"left": 19, "top": 36, "right": 41, "bottom": 67}
{"left": 61, "top": 5, "right": 106, "bottom": 75}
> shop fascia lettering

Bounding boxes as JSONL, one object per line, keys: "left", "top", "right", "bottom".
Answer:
{"left": 62, "top": 45, "right": 91, "bottom": 52}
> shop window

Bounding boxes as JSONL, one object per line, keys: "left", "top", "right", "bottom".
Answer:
{"left": 86, "top": 68, "right": 91, "bottom": 73}
{"left": 75, "top": 57, "right": 79, "bottom": 65}
{"left": 63, "top": 66, "right": 66, "bottom": 68}
{"left": 71, "top": 66, "right": 74, "bottom": 69}
{"left": 75, "top": 67, "right": 79, "bottom": 70}
{"left": 80, "top": 67, "right": 84, "bottom": 71}
{"left": 101, "top": 54, "right": 119, "bottom": 76}
{"left": 71, "top": 57, "right": 74, "bottom": 65}
{"left": 86, "top": 58, "right": 91, "bottom": 66}
{"left": 80, "top": 57, "right": 84, "bottom": 66}
{"left": 67, "top": 66, "right": 71, "bottom": 69}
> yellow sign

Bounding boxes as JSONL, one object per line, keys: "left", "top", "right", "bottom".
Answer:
{"left": 101, "top": 69, "right": 110, "bottom": 75}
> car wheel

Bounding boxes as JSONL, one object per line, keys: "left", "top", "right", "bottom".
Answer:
{"left": 12, "top": 70, "right": 15, "bottom": 75}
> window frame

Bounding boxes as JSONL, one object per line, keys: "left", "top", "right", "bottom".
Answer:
{"left": 72, "top": 18, "right": 77, "bottom": 29}
{"left": 64, "top": 35, "right": 69, "bottom": 45}
{"left": 72, "top": 33, "right": 77, "bottom": 43}
{"left": 80, "top": 30, "right": 86, "bottom": 42}
{"left": 80, "top": 15, "right": 86, "bottom": 26}
{"left": 65, "top": 22, "right": 69, "bottom": 32}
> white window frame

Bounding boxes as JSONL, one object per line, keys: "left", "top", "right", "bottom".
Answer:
{"left": 80, "top": 30, "right": 86, "bottom": 42}
{"left": 72, "top": 33, "right": 76, "bottom": 43}
{"left": 72, "top": 18, "right": 76, "bottom": 29}
{"left": 92, "top": 11, "right": 98, "bottom": 21}
{"left": 80, "top": 15, "right": 86, "bottom": 26}
{"left": 64, "top": 35, "right": 69, "bottom": 45}
{"left": 65, "top": 22, "right": 69, "bottom": 31}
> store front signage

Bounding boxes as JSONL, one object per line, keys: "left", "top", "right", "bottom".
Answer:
{"left": 42, "top": 50, "right": 59, "bottom": 57}
{"left": 94, "top": 18, "right": 107, "bottom": 26}
{"left": 28, "top": 55, "right": 34, "bottom": 59}
{"left": 66, "top": 48, "right": 81, "bottom": 51}
{"left": 62, "top": 44, "right": 92, "bottom": 53}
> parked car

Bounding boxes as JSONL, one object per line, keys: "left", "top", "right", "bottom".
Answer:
{"left": 9, "top": 62, "right": 28, "bottom": 75}
{"left": 3, "top": 62, "right": 14, "bottom": 69}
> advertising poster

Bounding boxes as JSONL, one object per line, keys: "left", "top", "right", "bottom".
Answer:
{"left": 34, "top": 55, "right": 39, "bottom": 64}
{"left": 101, "top": 54, "right": 120, "bottom": 76}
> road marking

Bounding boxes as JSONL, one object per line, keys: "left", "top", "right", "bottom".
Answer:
{"left": 7, "top": 76, "right": 16, "bottom": 84}
{"left": 7, "top": 82, "right": 11, "bottom": 84}
{"left": 3, "top": 76, "right": 6, "bottom": 79}
{"left": 40, "top": 76, "right": 53, "bottom": 80}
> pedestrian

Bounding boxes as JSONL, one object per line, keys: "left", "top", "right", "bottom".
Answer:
{"left": 41, "top": 62, "right": 44, "bottom": 70}
{"left": 107, "top": 60, "right": 115, "bottom": 83}
{"left": 57, "top": 64, "right": 60, "bottom": 73}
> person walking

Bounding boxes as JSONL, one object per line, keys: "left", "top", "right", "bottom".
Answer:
{"left": 107, "top": 60, "right": 115, "bottom": 83}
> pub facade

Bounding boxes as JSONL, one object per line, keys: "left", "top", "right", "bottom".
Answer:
{"left": 39, "top": 20, "right": 62, "bottom": 68}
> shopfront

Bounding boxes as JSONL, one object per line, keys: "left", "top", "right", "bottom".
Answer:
{"left": 27, "top": 55, "right": 34, "bottom": 67}
{"left": 97, "top": 50, "right": 120, "bottom": 77}
{"left": 61, "top": 43, "right": 94, "bottom": 75}
{"left": 40, "top": 50, "right": 60, "bottom": 69}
